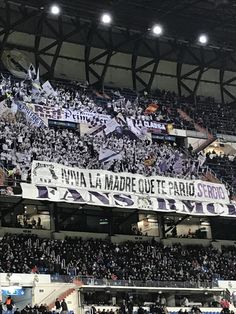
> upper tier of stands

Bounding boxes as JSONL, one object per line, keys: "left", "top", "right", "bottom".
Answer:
{"left": 0, "top": 75, "right": 235, "bottom": 194}
{"left": 181, "top": 97, "right": 236, "bottom": 136}
{"left": 205, "top": 153, "right": 236, "bottom": 195}
{"left": 1, "top": 75, "right": 236, "bottom": 135}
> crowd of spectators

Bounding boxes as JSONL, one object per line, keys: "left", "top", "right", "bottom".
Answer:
{"left": 0, "top": 74, "right": 235, "bottom": 194}
{"left": 181, "top": 97, "right": 236, "bottom": 135}
{"left": 5, "top": 303, "right": 63, "bottom": 314}
{"left": 205, "top": 153, "right": 236, "bottom": 194}
{"left": 2, "top": 75, "right": 235, "bottom": 136}
{"left": 0, "top": 119, "right": 202, "bottom": 181}
{"left": 0, "top": 76, "right": 205, "bottom": 182}
{"left": 0, "top": 76, "right": 184, "bottom": 127}
{"left": 16, "top": 216, "right": 42, "bottom": 229}
{"left": 1, "top": 234, "right": 236, "bottom": 283}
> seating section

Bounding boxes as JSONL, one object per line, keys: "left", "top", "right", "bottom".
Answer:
{"left": 181, "top": 98, "right": 236, "bottom": 135}
{"left": 1, "top": 234, "right": 236, "bottom": 283}
{"left": 0, "top": 75, "right": 235, "bottom": 194}
{"left": 205, "top": 154, "right": 236, "bottom": 195}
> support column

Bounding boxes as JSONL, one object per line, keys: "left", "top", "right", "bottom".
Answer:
{"left": 167, "top": 294, "right": 175, "bottom": 307}
{"left": 73, "top": 289, "right": 79, "bottom": 314}
{"left": 78, "top": 289, "right": 84, "bottom": 314}
{"left": 51, "top": 203, "right": 59, "bottom": 234}
{"left": 158, "top": 215, "right": 165, "bottom": 239}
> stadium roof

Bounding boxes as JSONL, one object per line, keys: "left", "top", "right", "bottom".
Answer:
{"left": 6, "top": 0, "right": 236, "bottom": 49}
{"left": 2, "top": 0, "right": 236, "bottom": 100}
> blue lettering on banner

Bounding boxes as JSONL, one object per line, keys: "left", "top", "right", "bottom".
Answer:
{"left": 21, "top": 183, "right": 236, "bottom": 217}
{"left": 16, "top": 101, "right": 46, "bottom": 127}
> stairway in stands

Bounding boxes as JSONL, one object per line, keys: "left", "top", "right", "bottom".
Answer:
{"left": 45, "top": 279, "right": 84, "bottom": 310}
{"left": 177, "top": 108, "right": 236, "bottom": 199}
{"left": 48, "top": 287, "right": 75, "bottom": 310}
{"left": 177, "top": 108, "right": 217, "bottom": 153}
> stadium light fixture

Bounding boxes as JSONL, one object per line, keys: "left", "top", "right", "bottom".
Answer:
{"left": 101, "top": 13, "right": 112, "bottom": 25}
{"left": 198, "top": 34, "right": 208, "bottom": 45}
{"left": 50, "top": 4, "right": 61, "bottom": 15}
{"left": 152, "top": 24, "right": 163, "bottom": 36}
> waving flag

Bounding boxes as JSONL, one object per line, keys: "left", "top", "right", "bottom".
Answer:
{"left": 99, "top": 148, "right": 122, "bottom": 163}
{"left": 144, "top": 103, "right": 159, "bottom": 115}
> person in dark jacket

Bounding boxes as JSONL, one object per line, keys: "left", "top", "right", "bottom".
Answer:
{"left": 61, "top": 300, "right": 68, "bottom": 314}
{"left": 55, "top": 299, "right": 61, "bottom": 313}
{"left": 5, "top": 296, "right": 14, "bottom": 314}
{"left": 0, "top": 301, "right": 3, "bottom": 314}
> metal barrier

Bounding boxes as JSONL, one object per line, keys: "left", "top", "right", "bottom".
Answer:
{"left": 51, "top": 275, "right": 217, "bottom": 289}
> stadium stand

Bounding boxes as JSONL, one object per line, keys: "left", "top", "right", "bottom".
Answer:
{"left": 1, "top": 1, "right": 236, "bottom": 314}
{"left": 0, "top": 76, "right": 207, "bottom": 183}
{"left": 205, "top": 154, "right": 236, "bottom": 195}
{"left": 0, "top": 233, "right": 235, "bottom": 282}
{"left": 0, "top": 74, "right": 236, "bottom": 196}
{"left": 181, "top": 99, "right": 236, "bottom": 135}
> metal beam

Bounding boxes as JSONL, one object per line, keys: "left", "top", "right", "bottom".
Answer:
{"left": 48, "top": 16, "right": 63, "bottom": 79}
{"left": 38, "top": 22, "right": 86, "bottom": 54}
{"left": 164, "top": 215, "right": 189, "bottom": 236}
{"left": 219, "top": 68, "right": 225, "bottom": 104}
{"left": 88, "top": 31, "right": 143, "bottom": 65}
{"left": 223, "top": 87, "right": 236, "bottom": 103}
{"left": 192, "top": 48, "right": 205, "bottom": 95}
{"left": 34, "top": 13, "right": 44, "bottom": 70}
{"left": 131, "top": 39, "right": 140, "bottom": 90}
{"left": 180, "top": 80, "right": 194, "bottom": 95}
{"left": 96, "top": 28, "right": 113, "bottom": 89}
{"left": 0, "top": 6, "right": 39, "bottom": 37}
{"left": 146, "top": 40, "right": 160, "bottom": 91}
{"left": 84, "top": 23, "right": 96, "bottom": 83}
{"left": 176, "top": 46, "right": 186, "bottom": 97}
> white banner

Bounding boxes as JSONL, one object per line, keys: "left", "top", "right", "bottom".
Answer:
{"left": 126, "top": 117, "right": 146, "bottom": 139}
{"left": 17, "top": 102, "right": 47, "bottom": 127}
{"left": 30, "top": 103, "right": 111, "bottom": 126}
{"left": 128, "top": 118, "right": 167, "bottom": 134}
{"left": 31, "top": 161, "right": 230, "bottom": 204}
{"left": 21, "top": 183, "right": 236, "bottom": 217}
{"left": 26, "top": 103, "right": 169, "bottom": 134}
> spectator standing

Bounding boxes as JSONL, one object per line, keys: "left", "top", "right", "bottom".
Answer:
{"left": 120, "top": 301, "right": 126, "bottom": 314}
{"left": 55, "top": 299, "right": 61, "bottom": 313}
{"left": 220, "top": 299, "right": 230, "bottom": 314}
{"left": 61, "top": 299, "right": 68, "bottom": 314}
{"left": 5, "top": 296, "right": 14, "bottom": 314}
{"left": 127, "top": 301, "right": 133, "bottom": 314}
{"left": 160, "top": 297, "right": 166, "bottom": 306}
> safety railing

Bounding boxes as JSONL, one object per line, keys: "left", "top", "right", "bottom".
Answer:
{"left": 51, "top": 275, "right": 218, "bottom": 289}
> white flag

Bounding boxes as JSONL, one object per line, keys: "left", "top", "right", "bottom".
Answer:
{"left": 198, "top": 154, "right": 206, "bottom": 166}
{"left": 99, "top": 148, "right": 122, "bottom": 163}
{"left": 28, "top": 63, "right": 36, "bottom": 80}
{"left": 104, "top": 118, "right": 120, "bottom": 135}
{"left": 42, "top": 80, "right": 56, "bottom": 96}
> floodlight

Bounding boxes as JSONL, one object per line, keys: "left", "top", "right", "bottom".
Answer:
{"left": 101, "top": 13, "right": 112, "bottom": 24}
{"left": 198, "top": 34, "right": 208, "bottom": 44}
{"left": 50, "top": 4, "right": 60, "bottom": 15}
{"left": 152, "top": 24, "right": 163, "bottom": 36}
